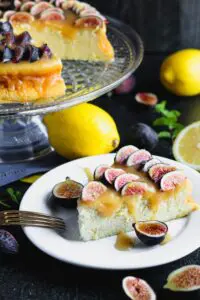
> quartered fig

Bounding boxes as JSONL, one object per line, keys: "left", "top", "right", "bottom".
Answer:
{"left": 10, "top": 12, "right": 34, "bottom": 23}
{"left": 148, "top": 163, "right": 176, "bottom": 183}
{"left": 143, "top": 158, "right": 161, "bottom": 173}
{"left": 94, "top": 164, "right": 110, "bottom": 181}
{"left": 21, "top": 1, "right": 35, "bottom": 12}
{"left": 160, "top": 171, "right": 186, "bottom": 191}
{"left": 15, "top": 31, "right": 31, "bottom": 45}
{"left": 0, "top": 21, "right": 13, "bottom": 34}
{"left": 52, "top": 178, "right": 83, "bottom": 208}
{"left": 133, "top": 221, "right": 168, "bottom": 246}
{"left": 39, "top": 43, "right": 52, "bottom": 58}
{"left": 115, "top": 145, "right": 138, "bottom": 164}
{"left": 40, "top": 10, "right": 65, "bottom": 20}
{"left": 81, "top": 181, "right": 107, "bottom": 202}
{"left": 114, "top": 75, "right": 136, "bottom": 95}
{"left": 13, "top": 46, "right": 25, "bottom": 63}
{"left": 135, "top": 93, "right": 158, "bottom": 106}
{"left": 104, "top": 168, "right": 125, "bottom": 185}
{"left": 121, "top": 181, "right": 148, "bottom": 196}
{"left": 75, "top": 16, "right": 103, "bottom": 28}
{"left": 114, "top": 173, "right": 139, "bottom": 192}
{"left": 130, "top": 123, "right": 158, "bottom": 151}
{"left": 0, "top": 46, "right": 13, "bottom": 63}
{"left": 30, "top": 2, "right": 53, "bottom": 16}
{"left": 122, "top": 276, "right": 156, "bottom": 300}
{"left": 42, "top": 7, "right": 64, "bottom": 15}
{"left": 0, "top": 230, "right": 19, "bottom": 254}
{"left": 126, "top": 149, "right": 152, "bottom": 168}
{"left": 164, "top": 265, "right": 200, "bottom": 291}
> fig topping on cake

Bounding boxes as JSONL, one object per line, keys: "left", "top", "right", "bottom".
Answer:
{"left": 75, "top": 16, "right": 103, "bottom": 28}
{"left": 21, "top": 1, "right": 35, "bottom": 12}
{"left": 0, "top": 21, "right": 53, "bottom": 63}
{"left": 40, "top": 9, "right": 65, "bottom": 20}
{"left": 148, "top": 163, "right": 176, "bottom": 183}
{"left": 30, "top": 2, "right": 53, "bottom": 16}
{"left": 10, "top": 12, "right": 35, "bottom": 23}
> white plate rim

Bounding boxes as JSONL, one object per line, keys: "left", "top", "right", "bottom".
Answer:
{"left": 20, "top": 154, "right": 200, "bottom": 270}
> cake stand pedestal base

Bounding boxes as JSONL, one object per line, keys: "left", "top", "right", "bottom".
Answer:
{"left": 0, "top": 116, "right": 52, "bottom": 163}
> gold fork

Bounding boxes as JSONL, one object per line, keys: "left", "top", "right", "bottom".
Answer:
{"left": 0, "top": 210, "right": 65, "bottom": 230}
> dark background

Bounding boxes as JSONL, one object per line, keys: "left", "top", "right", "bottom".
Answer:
{"left": 92, "top": 0, "right": 200, "bottom": 52}
{"left": 0, "top": 1, "right": 200, "bottom": 299}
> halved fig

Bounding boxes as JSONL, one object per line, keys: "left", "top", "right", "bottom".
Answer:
{"left": 94, "top": 164, "right": 110, "bottom": 181}
{"left": 143, "top": 158, "right": 161, "bottom": 173}
{"left": 135, "top": 93, "right": 158, "bottom": 106}
{"left": 40, "top": 10, "right": 65, "bottom": 20}
{"left": 30, "top": 2, "right": 53, "bottom": 16}
{"left": 20, "top": 1, "right": 35, "bottom": 12}
{"left": 148, "top": 163, "right": 176, "bottom": 183}
{"left": 104, "top": 168, "right": 125, "bottom": 185}
{"left": 15, "top": 31, "right": 31, "bottom": 45}
{"left": 126, "top": 149, "right": 152, "bottom": 168}
{"left": 133, "top": 221, "right": 168, "bottom": 246}
{"left": 164, "top": 265, "right": 200, "bottom": 291}
{"left": 121, "top": 181, "right": 148, "bottom": 196}
{"left": 160, "top": 171, "right": 186, "bottom": 191}
{"left": 41, "top": 7, "right": 64, "bottom": 15}
{"left": 122, "top": 276, "right": 156, "bottom": 300}
{"left": 61, "top": 1, "right": 75, "bottom": 10}
{"left": 81, "top": 181, "right": 107, "bottom": 202}
{"left": 75, "top": 16, "right": 103, "bottom": 28}
{"left": 14, "top": 0, "right": 21, "bottom": 10}
{"left": 114, "top": 173, "right": 139, "bottom": 192}
{"left": 52, "top": 178, "right": 83, "bottom": 208}
{"left": 115, "top": 145, "right": 138, "bottom": 164}
{"left": 10, "top": 12, "right": 34, "bottom": 23}
{"left": 3, "top": 10, "right": 16, "bottom": 21}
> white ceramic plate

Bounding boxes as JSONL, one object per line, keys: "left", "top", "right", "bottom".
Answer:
{"left": 20, "top": 154, "right": 200, "bottom": 270}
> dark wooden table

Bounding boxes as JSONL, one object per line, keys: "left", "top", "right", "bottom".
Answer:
{"left": 0, "top": 53, "right": 200, "bottom": 300}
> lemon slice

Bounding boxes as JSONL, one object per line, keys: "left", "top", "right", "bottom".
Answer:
{"left": 173, "top": 121, "right": 200, "bottom": 170}
{"left": 20, "top": 174, "right": 42, "bottom": 184}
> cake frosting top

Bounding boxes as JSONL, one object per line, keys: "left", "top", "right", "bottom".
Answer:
{"left": 0, "top": 21, "right": 52, "bottom": 63}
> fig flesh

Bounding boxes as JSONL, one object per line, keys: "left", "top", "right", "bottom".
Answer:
{"left": 126, "top": 149, "right": 152, "bottom": 168}
{"left": 53, "top": 178, "right": 83, "bottom": 208}
{"left": 115, "top": 145, "right": 138, "bottom": 164}
{"left": 160, "top": 171, "right": 186, "bottom": 191}
{"left": 94, "top": 164, "right": 110, "bottom": 181}
{"left": 104, "top": 168, "right": 125, "bottom": 185}
{"left": 133, "top": 221, "right": 168, "bottom": 246}
{"left": 143, "top": 158, "right": 161, "bottom": 173}
{"left": 164, "top": 265, "right": 200, "bottom": 291}
{"left": 81, "top": 181, "right": 107, "bottom": 202}
{"left": 148, "top": 163, "right": 176, "bottom": 183}
{"left": 122, "top": 276, "right": 156, "bottom": 300}
{"left": 135, "top": 93, "right": 158, "bottom": 106}
{"left": 121, "top": 181, "right": 148, "bottom": 196}
{"left": 114, "top": 173, "right": 139, "bottom": 192}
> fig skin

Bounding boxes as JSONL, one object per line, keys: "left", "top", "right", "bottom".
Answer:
{"left": 122, "top": 276, "right": 156, "bottom": 300}
{"left": 127, "top": 123, "right": 158, "bottom": 152}
{"left": 133, "top": 221, "right": 168, "bottom": 246}
{"left": 126, "top": 149, "right": 152, "bottom": 168}
{"left": 52, "top": 179, "right": 83, "bottom": 208}
{"left": 164, "top": 265, "right": 200, "bottom": 291}
{"left": 94, "top": 164, "right": 110, "bottom": 181}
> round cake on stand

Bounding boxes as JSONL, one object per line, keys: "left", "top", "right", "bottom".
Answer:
{"left": 0, "top": 18, "right": 144, "bottom": 163}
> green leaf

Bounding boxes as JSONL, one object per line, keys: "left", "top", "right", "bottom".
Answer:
{"left": 155, "top": 101, "right": 167, "bottom": 114}
{"left": 0, "top": 199, "right": 10, "bottom": 208}
{"left": 158, "top": 131, "right": 171, "bottom": 139}
{"left": 153, "top": 116, "right": 177, "bottom": 127}
{"left": 6, "top": 188, "right": 20, "bottom": 204}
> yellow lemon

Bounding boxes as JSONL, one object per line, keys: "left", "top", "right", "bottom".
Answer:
{"left": 173, "top": 121, "right": 200, "bottom": 170}
{"left": 160, "top": 49, "right": 200, "bottom": 96}
{"left": 44, "top": 103, "right": 120, "bottom": 159}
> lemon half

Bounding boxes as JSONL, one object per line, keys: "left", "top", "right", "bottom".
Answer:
{"left": 173, "top": 121, "right": 200, "bottom": 170}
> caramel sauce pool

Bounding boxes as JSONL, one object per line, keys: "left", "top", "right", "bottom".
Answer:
{"left": 115, "top": 232, "right": 135, "bottom": 251}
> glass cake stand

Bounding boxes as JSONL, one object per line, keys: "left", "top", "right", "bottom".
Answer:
{"left": 0, "top": 17, "right": 144, "bottom": 163}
